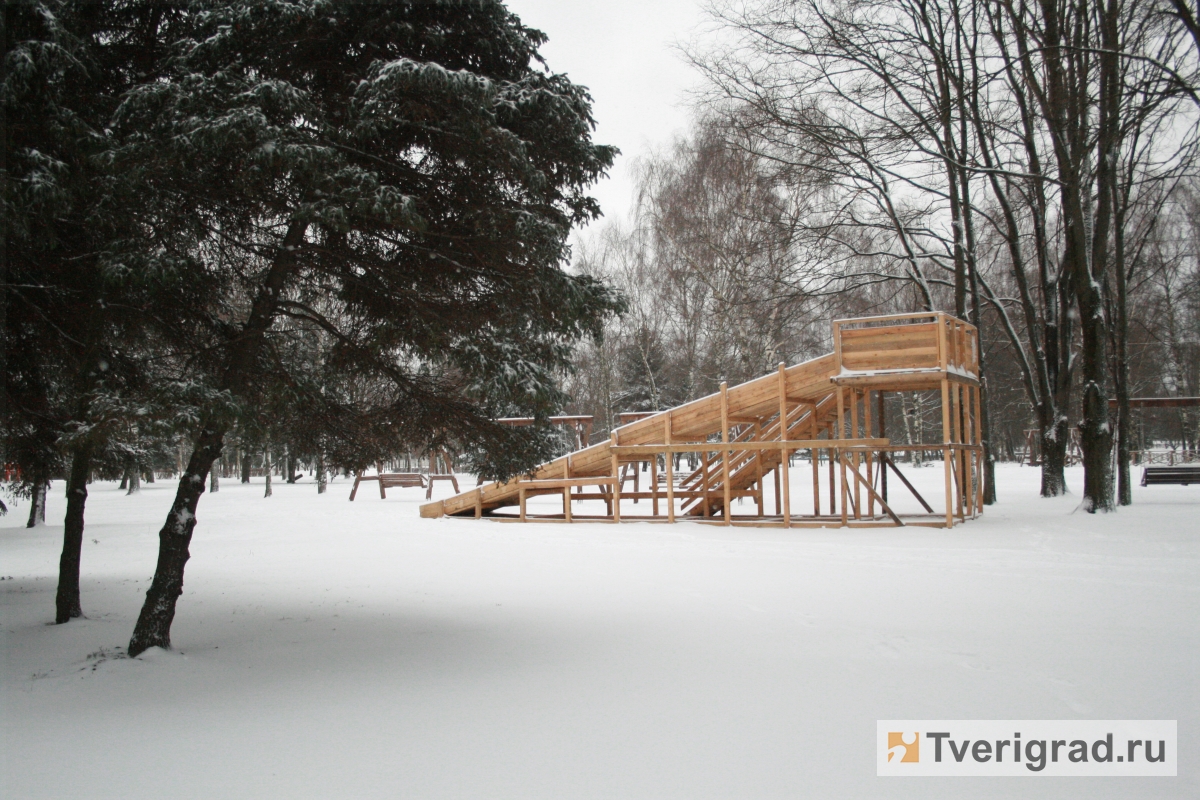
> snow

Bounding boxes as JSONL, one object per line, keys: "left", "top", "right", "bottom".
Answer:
{"left": 2, "top": 464, "right": 1197, "bottom": 798}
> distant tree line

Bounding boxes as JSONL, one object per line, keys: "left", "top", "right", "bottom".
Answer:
{"left": 565, "top": 0, "right": 1200, "bottom": 512}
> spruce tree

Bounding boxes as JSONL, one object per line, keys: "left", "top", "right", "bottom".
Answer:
{"left": 4, "top": 1, "right": 183, "bottom": 621}
{"left": 121, "top": 1, "right": 621, "bottom": 655}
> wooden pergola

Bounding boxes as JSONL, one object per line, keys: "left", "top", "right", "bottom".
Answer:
{"left": 422, "top": 312, "right": 984, "bottom": 528}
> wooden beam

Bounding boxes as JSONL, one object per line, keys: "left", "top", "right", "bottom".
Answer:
{"left": 665, "top": 413, "right": 675, "bottom": 523}
{"left": 721, "top": 381, "right": 731, "bottom": 526}
{"left": 842, "top": 455, "right": 904, "bottom": 525}
{"left": 607, "top": 438, "right": 888, "bottom": 455}
{"left": 851, "top": 388, "right": 860, "bottom": 519}
{"left": 941, "top": 378, "right": 953, "bottom": 529}
{"left": 864, "top": 389, "right": 874, "bottom": 518}
{"left": 838, "top": 387, "right": 848, "bottom": 526}
{"left": 880, "top": 454, "right": 934, "bottom": 513}
{"left": 810, "top": 398, "right": 820, "bottom": 517}
{"left": 611, "top": 431, "right": 621, "bottom": 523}
{"left": 778, "top": 363, "right": 791, "bottom": 528}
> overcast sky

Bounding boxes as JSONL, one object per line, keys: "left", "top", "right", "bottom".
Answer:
{"left": 504, "top": 0, "right": 710, "bottom": 231}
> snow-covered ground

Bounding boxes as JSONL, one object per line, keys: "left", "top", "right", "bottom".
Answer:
{"left": 2, "top": 464, "right": 1196, "bottom": 799}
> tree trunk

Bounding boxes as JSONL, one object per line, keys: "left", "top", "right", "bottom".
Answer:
{"left": 55, "top": 444, "right": 92, "bottom": 623}
{"left": 127, "top": 219, "right": 306, "bottom": 656}
{"left": 126, "top": 462, "right": 141, "bottom": 495}
{"left": 127, "top": 424, "right": 224, "bottom": 656}
{"left": 1039, "top": 403, "right": 1069, "bottom": 497}
{"left": 145, "top": 469, "right": 155, "bottom": 484}
{"left": 119, "top": 469, "right": 129, "bottom": 491}
{"left": 264, "top": 445, "right": 273, "bottom": 498}
{"left": 209, "top": 458, "right": 220, "bottom": 493}
{"left": 26, "top": 482, "right": 47, "bottom": 528}
{"left": 316, "top": 448, "right": 327, "bottom": 494}
{"left": 241, "top": 450, "right": 252, "bottom": 483}
{"left": 1114, "top": 217, "right": 1132, "bottom": 505}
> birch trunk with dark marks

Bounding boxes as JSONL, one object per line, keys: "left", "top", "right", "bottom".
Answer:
{"left": 56, "top": 443, "right": 93, "bottom": 623}
{"left": 128, "top": 221, "right": 306, "bottom": 657}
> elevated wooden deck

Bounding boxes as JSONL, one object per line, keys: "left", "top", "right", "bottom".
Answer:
{"left": 421, "top": 312, "right": 983, "bottom": 528}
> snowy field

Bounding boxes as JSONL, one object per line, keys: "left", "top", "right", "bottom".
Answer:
{"left": 2, "top": 463, "right": 1197, "bottom": 798}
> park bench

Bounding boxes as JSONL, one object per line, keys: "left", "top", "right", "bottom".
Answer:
{"left": 425, "top": 473, "right": 460, "bottom": 499}
{"left": 349, "top": 470, "right": 426, "bottom": 500}
{"left": 1141, "top": 466, "right": 1200, "bottom": 486}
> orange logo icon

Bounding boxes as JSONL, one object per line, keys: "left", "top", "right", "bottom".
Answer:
{"left": 888, "top": 732, "right": 919, "bottom": 763}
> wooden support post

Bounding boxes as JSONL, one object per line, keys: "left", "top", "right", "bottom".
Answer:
{"left": 850, "top": 389, "right": 860, "bottom": 518}
{"left": 941, "top": 378, "right": 954, "bottom": 528}
{"left": 864, "top": 389, "right": 874, "bottom": 518}
{"left": 611, "top": 431, "right": 621, "bottom": 523}
{"left": 838, "top": 388, "right": 848, "bottom": 526}
{"left": 878, "top": 391, "right": 888, "bottom": 503}
{"left": 952, "top": 383, "right": 964, "bottom": 520}
{"left": 561, "top": 457, "right": 572, "bottom": 523}
{"left": 633, "top": 458, "right": 640, "bottom": 504}
{"left": 651, "top": 454, "right": 659, "bottom": 517}
{"left": 811, "top": 448, "right": 820, "bottom": 517}
{"left": 973, "top": 385, "right": 984, "bottom": 514}
{"left": 519, "top": 486, "right": 527, "bottom": 521}
{"left": 810, "top": 403, "right": 820, "bottom": 517}
{"left": 701, "top": 451, "right": 710, "bottom": 519}
{"left": 778, "top": 364, "right": 791, "bottom": 528}
{"left": 665, "top": 414, "right": 675, "bottom": 523}
{"left": 962, "top": 384, "right": 973, "bottom": 518}
{"left": 774, "top": 465, "right": 781, "bottom": 516}
{"left": 828, "top": 424, "right": 836, "bottom": 514}
{"left": 754, "top": 421, "right": 764, "bottom": 517}
{"left": 475, "top": 491, "right": 482, "bottom": 519}
{"left": 721, "top": 381, "right": 731, "bottom": 526}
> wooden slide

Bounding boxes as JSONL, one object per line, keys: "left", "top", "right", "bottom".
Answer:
{"left": 421, "top": 312, "right": 983, "bottom": 528}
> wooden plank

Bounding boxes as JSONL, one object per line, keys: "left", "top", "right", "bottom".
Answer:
{"left": 841, "top": 349, "right": 940, "bottom": 371}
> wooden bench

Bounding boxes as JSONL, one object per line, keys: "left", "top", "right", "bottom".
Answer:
{"left": 1141, "top": 466, "right": 1200, "bottom": 486}
{"left": 425, "top": 474, "right": 460, "bottom": 499}
{"left": 349, "top": 470, "right": 427, "bottom": 500}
